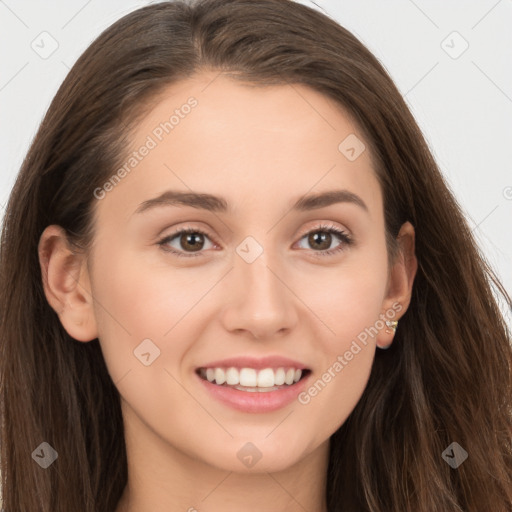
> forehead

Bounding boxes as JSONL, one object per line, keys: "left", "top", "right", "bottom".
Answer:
{"left": 95, "top": 72, "right": 382, "bottom": 222}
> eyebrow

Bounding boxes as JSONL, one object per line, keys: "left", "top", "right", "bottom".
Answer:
{"left": 134, "top": 188, "right": 368, "bottom": 215}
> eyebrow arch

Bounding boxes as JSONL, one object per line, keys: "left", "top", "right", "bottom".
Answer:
{"left": 134, "top": 188, "right": 368, "bottom": 215}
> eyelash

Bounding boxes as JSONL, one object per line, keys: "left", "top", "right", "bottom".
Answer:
{"left": 157, "top": 223, "right": 353, "bottom": 259}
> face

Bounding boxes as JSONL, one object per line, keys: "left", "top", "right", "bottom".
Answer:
{"left": 42, "top": 71, "right": 416, "bottom": 475}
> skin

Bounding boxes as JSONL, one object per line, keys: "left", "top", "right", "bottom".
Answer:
{"left": 38, "top": 72, "right": 417, "bottom": 512}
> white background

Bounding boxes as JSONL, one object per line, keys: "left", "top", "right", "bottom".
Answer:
{"left": 0, "top": 0, "right": 511, "bottom": 320}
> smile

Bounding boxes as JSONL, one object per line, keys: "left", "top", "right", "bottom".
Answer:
{"left": 195, "top": 366, "right": 312, "bottom": 413}
{"left": 197, "top": 366, "right": 310, "bottom": 390}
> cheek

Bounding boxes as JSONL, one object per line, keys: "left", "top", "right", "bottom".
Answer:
{"left": 92, "top": 238, "right": 187, "bottom": 330}
{"left": 88, "top": 244, "right": 175, "bottom": 380}
{"left": 303, "top": 249, "right": 389, "bottom": 343}
{"left": 296, "top": 251, "right": 388, "bottom": 430}
{"left": 89, "top": 242, "right": 220, "bottom": 384}
{"left": 299, "top": 340, "right": 375, "bottom": 439}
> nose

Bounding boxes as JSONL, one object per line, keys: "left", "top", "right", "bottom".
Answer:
{"left": 220, "top": 249, "right": 298, "bottom": 340}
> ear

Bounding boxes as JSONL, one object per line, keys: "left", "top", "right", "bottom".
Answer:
{"left": 38, "top": 225, "right": 98, "bottom": 342}
{"left": 376, "top": 221, "right": 418, "bottom": 349}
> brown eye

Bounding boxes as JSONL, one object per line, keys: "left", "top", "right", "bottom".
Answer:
{"left": 179, "top": 232, "right": 206, "bottom": 252}
{"left": 296, "top": 224, "right": 353, "bottom": 256}
{"left": 307, "top": 231, "right": 333, "bottom": 251}
{"left": 158, "top": 223, "right": 353, "bottom": 259}
{"left": 158, "top": 227, "right": 214, "bottom": 258}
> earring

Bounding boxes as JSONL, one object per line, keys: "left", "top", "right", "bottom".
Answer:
{"left": 385, "top": 320, "right": 398, "bottom": 334}
{"left": 378, "top": 320, "right": 398, "bottom": 350}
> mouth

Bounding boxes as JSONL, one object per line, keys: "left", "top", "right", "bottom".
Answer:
{"left": 195, "top": 366, "right": 312, "bottom": 393}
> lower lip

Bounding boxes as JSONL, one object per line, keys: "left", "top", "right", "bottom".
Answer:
{"left": 196, "top": 371, "right": 311, "bottom": 413}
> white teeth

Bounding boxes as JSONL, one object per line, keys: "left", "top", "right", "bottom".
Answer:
{"left": 214, "top": 368, "right": 226, "bottom": 385}
{"left": 239, "top": 368, "right": 257, "bottom": 387}
{"left": 200, "top": 366, "right": 305, "bottom": 387}
{"left": 257, "top": 368, "right": 275, "bottom": 387}
{"left": 225, "top": 367, "right": 239, "bottom": 385}
{"left": 274, "top": 367, "right": 286, "bottom": 385}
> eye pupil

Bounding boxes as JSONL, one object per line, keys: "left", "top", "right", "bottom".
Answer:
{"left": 182, "top": 232, "right": 204, "bottom": 251}
{"left": 309, "top": 231, "right": 331, "bottom": 250}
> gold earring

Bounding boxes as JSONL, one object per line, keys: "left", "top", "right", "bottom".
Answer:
{"left": 379, "top": 320, "right": 398, "bottom": 350}
{"left": 385, "top": 320, "right": 398, "bottom": 334}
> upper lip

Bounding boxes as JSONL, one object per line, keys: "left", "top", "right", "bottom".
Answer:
{"left": 197, "top": 355, "right": 310, "bottom": 371}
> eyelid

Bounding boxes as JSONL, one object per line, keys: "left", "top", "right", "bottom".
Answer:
{"left": 296, "top": 220, "right": 349, "bottom": 239}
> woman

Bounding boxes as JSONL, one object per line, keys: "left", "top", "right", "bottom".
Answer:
{"left": 1, "top": 0, "right": 511, "bottom": 510}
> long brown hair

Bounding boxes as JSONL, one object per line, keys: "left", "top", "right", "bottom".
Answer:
{"left": 1, "top": 1, "right": 511, "bottom": 510}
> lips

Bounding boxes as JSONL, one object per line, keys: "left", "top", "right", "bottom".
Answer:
{"left": 194, "top": 355, "right": 312, "bottom": 412}
{"left": 195, "top": 364, "right": 312, "bottom": 413}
